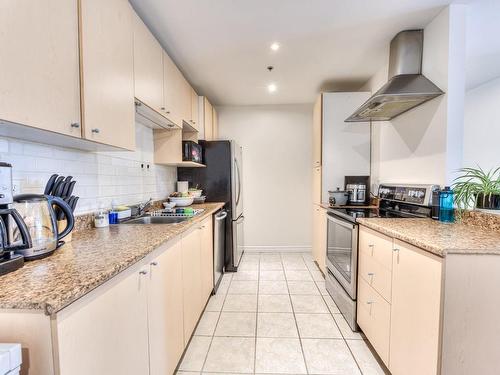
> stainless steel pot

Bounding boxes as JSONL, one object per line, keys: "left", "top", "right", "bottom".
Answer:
{"left": 328, "top": 188, "right": 349, "bottom": 206}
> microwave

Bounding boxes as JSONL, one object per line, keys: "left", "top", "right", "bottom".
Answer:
{"left": 182, "top": 141, "right": 203, "bottom": 163}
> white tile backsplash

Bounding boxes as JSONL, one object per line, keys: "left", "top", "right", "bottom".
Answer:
{"left": 0, "top": 123, "right": 177, "bottom": 214}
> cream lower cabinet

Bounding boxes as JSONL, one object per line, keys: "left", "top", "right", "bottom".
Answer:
{"left": 200, "top": 217, "right": 215, "bottom": 301}
{"left": 312, "top": 205, "right": 327, "bottom": 274}
{"left": 357, "top": 226, "right": 443, "bottom": 374}
{"left": 148, "top": 240, "right": 185, "bottom": 375}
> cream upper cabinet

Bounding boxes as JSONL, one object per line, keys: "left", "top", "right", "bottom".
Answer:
{"left": 312, "top": 166, "right": 322, "bottom": 205}
{"left": 180, "top": 76, "right": 192, "bottom": 126}
{"left": 181, "top": 227, "right": 203, "bottom": 344}
{"left": 203, "top": 97, "right": 214, "bottom": 140}
{"left": 0, "top": 0, "right": 81, "bottom": 138}
{"left": 212, "top": 107, "right": 219, "bottom": 140}
{"left": 312, "top": 94, "right": 322, "bottom": 167}
{"left": 133, "top": 12, "right": 164, "bottom": 113}
{"left": 79, "top": 0, "right": 136, "bottom": 150}
{"left": 163, "top": 51, "right": 184, "bottom": 127}
{"left": 312, "top": 205, "right": 327, "bottom": 273}
{"left": 200, "top": 217, "right": 214, "bottom": 301}
{"left": 190, "top": 88, "right": 200, "bottom": 130}
{"left": 56, "top": 266, "right": 150, "bottom": 375}
{"left": 389, "top": 240, "right": 443, "bottom": 375}
{"left": 148, "top": 241, "right": 185, "bottom": 375}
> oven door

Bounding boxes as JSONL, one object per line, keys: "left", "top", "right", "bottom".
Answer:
{"left": 326, "top": 214, "right": 358, "bottom": 299}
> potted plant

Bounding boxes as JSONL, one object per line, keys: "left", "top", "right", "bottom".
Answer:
{"left": 452, "top": 166, "right": 500, "bottom": 211}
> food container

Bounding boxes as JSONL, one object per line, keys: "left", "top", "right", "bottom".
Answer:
{"left": 193, "top": 196, "right": 206, "bottom": 204}
{"left": 328, "top": 188, "right": 349, "bottom": 206}
{"left": 169, "top": 196, "right": 194, "bottom": 207}
{"left": 188, "top": 189, "right": 203, "bottom": 198}
{"left": 163, "top": 202, "right": 176, "bottom": 209}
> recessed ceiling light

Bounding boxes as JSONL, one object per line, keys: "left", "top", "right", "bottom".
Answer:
{"left": 270, "top": 42, "right": 280, "bottom": 51}
{"left": 268, "top": 83, "right": 277, "bottom": 93}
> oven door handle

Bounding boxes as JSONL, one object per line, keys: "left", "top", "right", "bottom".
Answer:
{"left": 327, "top": 214, "right": 356, "bottom": 230}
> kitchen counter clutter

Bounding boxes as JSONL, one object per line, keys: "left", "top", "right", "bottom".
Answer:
{"left": 0, "top": 202, "right": 224, "bottom": 315}
{"left": 357, "top": 216, "right": 500, "bottom": 257}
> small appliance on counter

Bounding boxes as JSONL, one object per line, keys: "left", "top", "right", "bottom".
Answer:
{"left": 12, "top": 194, "right": 74, "bottom": 260}
{"left": 182, "top": 141, "right": 203, "bottom": 164}
{"left": 328, "top": 188, "right": 349, "bottom": 207}
{"left": 345, "top": 176, "right": 370, "bottom": 205}
{"left": 0, "top": 163, "right": 32, "bottom": 276}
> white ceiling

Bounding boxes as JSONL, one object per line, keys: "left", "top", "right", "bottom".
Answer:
{"left": 130, "top": 0, "right": 481, "bottom": 105}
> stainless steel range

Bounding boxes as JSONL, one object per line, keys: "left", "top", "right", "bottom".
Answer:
{"left": 325, "top": 183, "right": 439, "bottom": 331}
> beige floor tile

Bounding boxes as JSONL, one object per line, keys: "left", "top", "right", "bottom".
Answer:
{"left": 301, "top": 252, "right": 314, "bottom": 261}
{"left": 255, "top": 338, "right": 307, "bottom": 374}
{"left": 179, "top": 336, "right": 212, "bottom": 371}
{"left": 282, "top": 260, "right": 308, "bottom": 271}
{"left": 261, "top": 254, "right": 281, "bottom": 262}
{"left": 259, "top": 280, "right": 289, "bottom": 295}
{"left": 333, "top": 314, "right": 364, "bottom": 340}
{"left": 295, "top": 313, "right": 342, "bottom": 339}
{"left": 258, "top": 294, "right": 293, "bottom": 313}
{"left": 290, "top": 295, "right": 329, "bottom": 313}
{"left": 176, "top": 372, "right": 200, "bottom": 375}
{"left": 257, "top": 313, "right": 298, "bottom": 338}
{"left": 260, "top": 270, "right": 286, "bottom": 281}
{"left": 214, "top": 312, "right": 256, "bottom": 337}
{"left": 232, "top": 270, "right": 259, "bottom": 281}
{"left": 309, "top": 269, "right": 325, "bottom": 281}
{"left": 238, "top": 262, "right": 259, "bottom": 272}
{"left": 347, "top": 340, "right": 386, "bottom": 375}
{"left": 323, "top": 294, "right": 341, "bottom": 314}
{"left": 217, "top": 279, "right": 231, "bottom": 295}
{"left": 285, "top": 270, "right": 313, "bottom": 281}
{"left": 203, "top": 337, "right": 255, "bottom": 373}
{"left": 260, "top": 261, "right": 283, "bottom": 271}
{"left": 223, "top": 294, "right": 258, "bottom": 312}
{"left": 195, "top": 311, "right": 220, "bottom": 336}
{"left": 287, "top": 281, "right": 320, "bottom": 295}
{"left": 315, "top": 281, "right": 329, "bottom": 296}
{"left": 205, "top": 293, "right": 226, "bottom": 312}
{"left": 228, "top": 280, "right": 258, "bottom": 295}
{"left": 302, "top": 338, "right": 361, "bottom": 374}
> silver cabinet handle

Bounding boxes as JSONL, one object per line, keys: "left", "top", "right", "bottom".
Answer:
{"left": 393, "top": 247, "right": 400, "bottom": 263}
{"left": 366, "top": 301, "right": 374, "bottom": 305}
{"left": 367, "top": 272, "right": 375, "bottom": 276}
{"left": 91, "top": 128, "right": 100, "bottom": 134}
{"left": 166, "top": 110, "right": 171, "bottom": 114}
{"left": 368, "top": 244, "right": 374, "bottom": 255}
{"left": 71, "top": 122, "right": 80, "bottom": 128}
{"left": 368, "top": 244, "right": 374, "bottom": 248}
{"left": 161, "top": 107, "right": 165, "bottom": 110}
{"left": 139, "top": 270, "right": 148, "bottom": 275}
{"left": 150, "top": 261, "right": 158, "bottom": 266}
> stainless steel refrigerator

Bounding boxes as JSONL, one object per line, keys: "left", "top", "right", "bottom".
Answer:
{"left": 177, "top": 140, "right": 244, "bottom": 271}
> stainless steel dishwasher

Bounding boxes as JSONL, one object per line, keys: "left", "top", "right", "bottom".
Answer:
{"left": 213, "top": 209, "right": 227, "bottom": 293}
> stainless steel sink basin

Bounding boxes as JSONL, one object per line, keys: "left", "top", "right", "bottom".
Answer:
{"left": 123, "top": 215, "right": 190, "bottom": 225}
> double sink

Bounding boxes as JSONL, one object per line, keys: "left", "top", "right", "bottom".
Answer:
{"left": 122, "top": 215, "right": 190, "bottom": 225}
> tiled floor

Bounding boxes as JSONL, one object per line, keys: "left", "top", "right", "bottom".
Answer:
{"left": 177, "top": 252, "right": 386, "bottom": 375}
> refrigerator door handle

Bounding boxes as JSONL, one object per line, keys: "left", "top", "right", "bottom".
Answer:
{"left": 234, "top": 214, "right": 245, "bottom": 224}
{"left": 234, "top": 158, "right": 241, "bottom": 207}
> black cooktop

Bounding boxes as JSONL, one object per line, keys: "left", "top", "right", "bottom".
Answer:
{"left": 328, "top": 208, "right": 380, "bottom": 223}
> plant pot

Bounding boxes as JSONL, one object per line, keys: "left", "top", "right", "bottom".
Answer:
{"left": 476, "top": 193, "right": 500, "bottom": 210}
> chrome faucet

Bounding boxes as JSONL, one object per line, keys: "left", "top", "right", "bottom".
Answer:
{"left": 138, "top": 198, "right": 153, "bottom": 216}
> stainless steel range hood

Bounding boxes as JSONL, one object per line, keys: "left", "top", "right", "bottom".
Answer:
{"left": 346, "top": 30, "right": 444, "bottom": 122}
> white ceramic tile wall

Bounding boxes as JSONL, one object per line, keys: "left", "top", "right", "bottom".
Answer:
{"left": 0, "top": 123, "right": 177, "bottom": 214}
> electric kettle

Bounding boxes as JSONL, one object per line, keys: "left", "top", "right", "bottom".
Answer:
{"left": 12, "top": 194, "right": 74, "bottom": 260}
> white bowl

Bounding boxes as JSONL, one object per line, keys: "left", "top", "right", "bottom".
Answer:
{"left": 169, "top": 196, "right": 194, "bottom": 207}
{"left": 163, "top": 202, "right": 176, "bottom": 209}
{"left": 189, "top": 189, "right": 203, "bottom": 198}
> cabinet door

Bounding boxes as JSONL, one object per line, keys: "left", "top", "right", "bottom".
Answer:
{"left": 312, "top": 166, "right": 322, "bottom": 205}
{"left": 190, "top": 88, "right": 199, "bottom": 130}
{"left": 312, "top": 205, "right": 327, "bottom": 274}
{"left": 212, "top": 107, "right": 219, "bottom": 140}
{"left": 56, "top": 267, "right": 150, "bottom": 375}
{"left": 149, "top": 241, "right": 185, "bottom": 375}
{"left": 200, "top": 217, "right": 214, "bottom": 302}
{"left": 163, "top": 51, "right": 184, "bottom": 127}
{"left": 203, "top": 97, "right": 214, "bottom": 140}
{"left": 133, "top": 12, "right": 164, "bottom": 113}
{"left": 312, "top": 94, "right": 322, "bottom": 167}
{"left": 0, "top": 0, "right": 81, "bottom": 137}
{"left": 389, "top": 240, "right": 443, "bottom": 375}
{"left": 181, "top": 227, "right": 203, "bottom": 344}
{"left": 80, "top": 0, "right": 135, "bottom": 150}
{"left": 180, "top": 77, "right": 192, "bottom": 126}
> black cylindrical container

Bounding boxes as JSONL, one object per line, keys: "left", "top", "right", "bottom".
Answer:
{"left": 431, "top": 190, "right": 440, "bottom": 220}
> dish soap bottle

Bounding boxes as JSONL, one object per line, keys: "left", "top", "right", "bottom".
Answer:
{"left": 439, "top": 186, "right": 455, "bottom": 223}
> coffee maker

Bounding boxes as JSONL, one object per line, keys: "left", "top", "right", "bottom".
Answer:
{"left": 0, "top": 162, "right": 32, "bottom": 276}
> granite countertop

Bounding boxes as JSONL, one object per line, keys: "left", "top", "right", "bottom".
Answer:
{"left": 357, "top": 217, "right": 500, "bottom": 257}
{"left": 0, "top": 202, "right": 225, "bottom": 315}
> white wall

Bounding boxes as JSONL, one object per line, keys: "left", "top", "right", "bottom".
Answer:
{"left": 218, "top": 104, "right": 312, "bottom": 252}
{"left": 0, "top": 123, "right": 177, "bottom": 214}
{"left": 463, "top": 76, "right": 500, "bottom": 171}
{"left": 364, "top": 5, "right": 466, "bottom": 188}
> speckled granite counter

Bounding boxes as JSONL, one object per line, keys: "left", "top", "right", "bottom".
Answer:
{"left": 357, "top": 217, "right": 500, "bottom": 257}
{"left": 0, "top": 202, "right": 224, "bottom": 315}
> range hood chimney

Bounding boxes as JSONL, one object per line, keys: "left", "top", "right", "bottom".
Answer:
{"left": 345, "top": 29, "right": 444, "bottom": 122}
